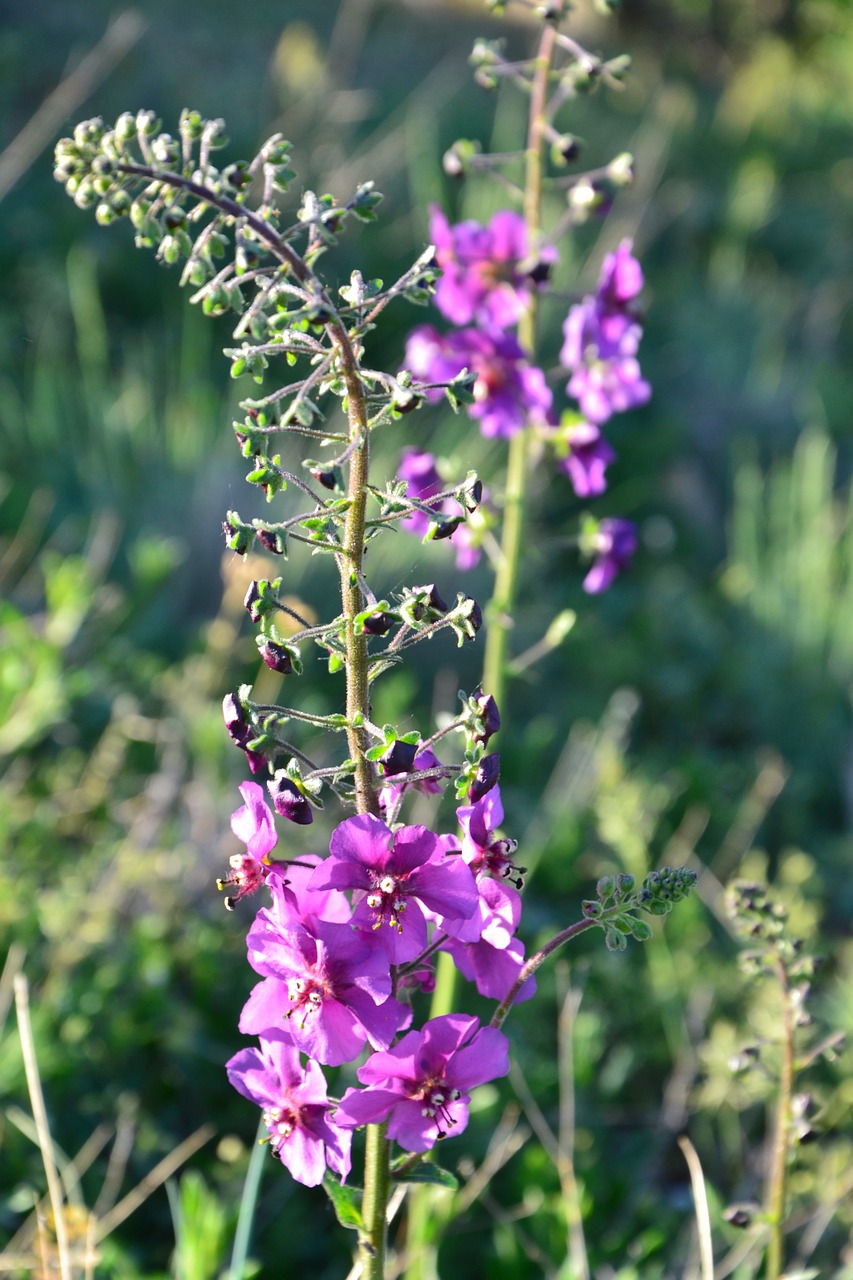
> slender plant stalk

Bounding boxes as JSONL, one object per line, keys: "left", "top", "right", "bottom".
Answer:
{"left": 763, "top": 959, "right": 795, "bottom": 1280}
{"left": 14, "top": 974, "right": 73, "bottom": 1280}
{"left": 482, "top": 20, "right": 556, "bottom": 704}
{"left": 360, "top": 1121, "right": 392, "bottom": 1280}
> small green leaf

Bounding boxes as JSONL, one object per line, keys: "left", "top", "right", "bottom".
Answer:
{"left": 393, "top": 1164, "right": 458, "bottom": 1190}
{"left": 322, "top": 1175, "right": 363, "bottom": 1231}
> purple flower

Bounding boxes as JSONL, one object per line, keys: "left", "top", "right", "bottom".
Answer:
{"left": 308, "top": 815, "right": 478, "bottom": 964}
{"left": 560, "top": 239, "right": 651, "bottom": 425}
{"left": 456, "top": 786, "right": 524, "bottom": 888}
{"left": 582, "top": 517, "right": 638, "bottom": 594}
{"left": 397, "top": 449, "right": 490, "bottom": 572}
{"left": 398, "top": 448, "right": 445, "bottom": 538}
{"left": 227, "top": 1029, "right": 351, "bottom": 1185}
{"left": 430, "top": 205, "right": 556, "bottom": 330}
{"left": 334, "top": 1013, "right": 510, "bottom": 1152}
{"left": 598, "top": 238, "right": 644, "bottom": 308}
{"left": 441, "top": 933, "right": 536, "bottom": 1005}
{"left": 553, "top": 418, "right": 616, "bottom": 498}
{"left": 560, "top": 300, "right": 650, "bottom": 424}
{"left": 404, "top": 326, "right": 552, "bottom": 439}
{"left": 241, "top": 910, "right": 408, "bottom": 1066}
{"left": 264, "top": 859, "right": 351, "bottom": 929}
{"left": 438, "top": 864, "right": 522, "bottom": 946}
{"left": 217, "top": 781, "right": 279, "bottom": 908}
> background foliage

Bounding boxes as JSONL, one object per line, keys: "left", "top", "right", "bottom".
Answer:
{"left": 3, "top": 0, "right": 853, "bottom": 1275}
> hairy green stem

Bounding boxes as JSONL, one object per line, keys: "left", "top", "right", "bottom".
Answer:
{"left": 764, "top": 958, "right": 794, "bottom": 1280}
{"left": 360, "top": 1121, "right": 392, "bottom": 1280}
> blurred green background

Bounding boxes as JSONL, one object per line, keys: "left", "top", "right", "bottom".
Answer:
{"left": 3, "top": 0, "right": 853, "bottom": 1276}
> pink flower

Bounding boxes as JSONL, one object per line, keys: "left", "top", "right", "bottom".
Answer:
{"left": 241, "top": 909, "right": 408, "bottom": 1067}
{"left": 227, "top": 1029, "right": 351, "bottom": 1185}
{"left": 217, "top": 781, "right": 279, "bottom": 909}
{"left": 335, "top": 1013, "right": 510, "bottom": 1152}
{"left": 404, "top": 325, "right": 552, "bottom": 439}
{"left": 430, "top": 205, "right": 556, "bottom": 331}
{"left": 308, "top": 815, "right": 479, "bottom": 964}
{"left": 582, "top": 517, "right": 638, "bottom": 594}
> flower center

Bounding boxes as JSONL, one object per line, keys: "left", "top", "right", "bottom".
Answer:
{"left": 417, "top": 1078, "right": 463, "bottom": 1138}
{"left": 365, "top": 873, "right": 408, "bottom": 934}
{"left": 285, "top": 974, "right": 326, "bottom": 1028}
{"left": 262, "top": 1104, "right": 300, "bottom": 1158}
{"left": 216, "top": 852, "right": 266, "bottom": 910}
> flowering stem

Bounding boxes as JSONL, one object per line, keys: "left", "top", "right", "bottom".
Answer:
{"left": 490, "top": 915, "right": 598, "bottom": 1031}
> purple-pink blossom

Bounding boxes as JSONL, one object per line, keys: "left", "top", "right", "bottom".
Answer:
{"left": 217, "top": 781, "right": 279, "bottom": 908}
{"left": 405, "top": 325, "right": 552, "bottom": 439}
{"left": 397, "top": 449, "right": 488, "bottom": 572}
{"left": 227, "top": 1029, "right": 351, "bottom": 1185}
{"left": 456, "top": 785, "right": 524, "bottom": 887}
{"left": 430, "top": 205, "right": 556, "bottom": 331}
{"left": 398, "top": 448, "right": 445, "bottom": 538}
{"left": 241, "top": 907, "right": 408, "bottom": 1066}
{"left": 582, "top": 517, "right": 638, "bottom": 594}
{"left": 441, "top": 932, "right": 536, "bottom": 1005}
{"left": 334, "top": 1013, "right": 510, "bottom": 1152}
{"left": 554, "top": 419, "right": 616, "bottom": 498}
{"left": 560, "top": 239, "right": 651, "bottom": 425}
{"left": 308, "top": 814, "right": 478, "bottom": 964}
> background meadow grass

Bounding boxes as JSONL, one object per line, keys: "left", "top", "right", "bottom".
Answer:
{"left": 3, "top": 0, "right": 853, "bottom": 1276}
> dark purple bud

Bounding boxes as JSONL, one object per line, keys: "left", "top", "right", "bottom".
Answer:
{"left": 431, "top": 516, "right": 464, "bottom": 541}
{"left": 380, "top": 739, "right": 419, "bottom": 776}
{"left": 222, "top": 693, "right": 266, "bottom": 774}
{"left": 474, "top": 693, "right": 501, "bottom": 745}
{"left": 469, "top": 752, "right": 500, "bottom": 802}
{"left": 467, "top": 600, "right": 483, "bottom": 632}
{"left": 421, "top": 584, "right": 449, "bottom": 613}
{"left": 310, "top": 467, "right": 339, "bottom": 491}
{"left": 724, "top": 1206, "right": 753, "bottom": 1229}
{"left": 527, "top": 258, "right": 554, "bottom": 286}
{"left": 268, "top": 775, "right": 313, "bottom": 825}
{"left": 361, "top": 610, "right": 394, "bottom": 636}
{"left": 256, "top": 528, "right": 285, "bottom": 555}
{"left": 258, "top": 640, "right": 294, "bottom": 674}
{"left": 244, "top": 581, "right": 262, "bottom": 621}
{"left": 393, "top": 391, "right": 422, "bottom": 415}
{"left": 464, "top": 480, "right": 484, "bottom": 512}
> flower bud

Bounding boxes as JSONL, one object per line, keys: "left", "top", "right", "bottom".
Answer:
{"left": 257, "top": 639, "right": 295, "bottom": 674}
{"left": 360, "top": 609, "right": 394, "bottom": 636}
{"left": 469, "top": 752, "right": 500, "bottom": 802}
{"left": 268, "top": 773, "right": 313, "bottom": 825}
{"left": 380, "top": 739, "right": 419, "bottom": 776}
{"left": 256, "top": 528, "right": 286, "bottom": 555}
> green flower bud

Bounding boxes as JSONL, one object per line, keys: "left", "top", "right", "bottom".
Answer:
{"left": 136, "top": 110, "right": 161, "bottom": 137}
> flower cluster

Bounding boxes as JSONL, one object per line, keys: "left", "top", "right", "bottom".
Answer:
{"left": 224, "top": 714, "right": 534, "bottom": 1184}
{"left": 399, "top": 209, "right": 649, "bottom": 592}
